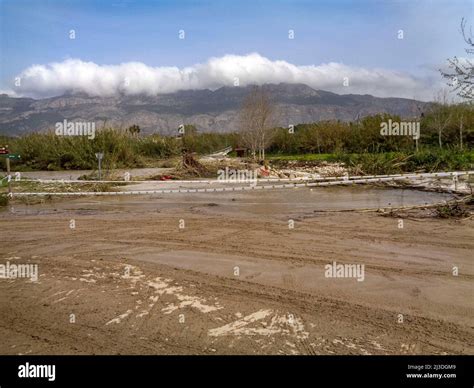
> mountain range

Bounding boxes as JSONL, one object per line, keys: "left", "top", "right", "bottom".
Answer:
{"left": 0, "top": 83, "right": 427, "bottom": 136}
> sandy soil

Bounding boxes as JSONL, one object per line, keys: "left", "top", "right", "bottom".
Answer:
{"left": 0, "top": 187, "right": 472, "bottom": 355}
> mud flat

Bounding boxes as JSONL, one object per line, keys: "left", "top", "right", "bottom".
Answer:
{"left": 0, "top": 186, "right": 472, "bottom": 355}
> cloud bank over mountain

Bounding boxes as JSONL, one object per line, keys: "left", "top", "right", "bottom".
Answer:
{"left": 8, "top": 53, "right": 441, "bottom": 100}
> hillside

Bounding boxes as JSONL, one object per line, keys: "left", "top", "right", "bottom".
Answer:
{"left": 0, "top": 83, "right": 427, "bottom": 135}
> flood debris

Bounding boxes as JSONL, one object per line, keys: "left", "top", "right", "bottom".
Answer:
{"left": 382, "top": 196, "right": 473, "bottom": 219}
{"left": 176, "top": 152, "right": 209, "bottom": 177}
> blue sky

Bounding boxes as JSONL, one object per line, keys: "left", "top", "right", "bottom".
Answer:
{"left": 0, "top": 0, "right": 472, "bottom": 99}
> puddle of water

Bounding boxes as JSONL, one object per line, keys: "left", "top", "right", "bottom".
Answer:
{"left": 2, "top": 186, "right": 454, "bottom": 217}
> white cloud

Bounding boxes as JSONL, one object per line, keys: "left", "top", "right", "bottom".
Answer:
{"left": 11, "top": 53, "right": 443, "bottom": 100}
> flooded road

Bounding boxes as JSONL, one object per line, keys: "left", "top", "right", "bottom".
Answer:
{"left": 5, "top": 185, "right": 455, "bottom": 217}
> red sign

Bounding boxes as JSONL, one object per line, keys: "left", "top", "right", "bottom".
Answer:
{"left": 0, "top": 147, "right": 9, "bottom": 155}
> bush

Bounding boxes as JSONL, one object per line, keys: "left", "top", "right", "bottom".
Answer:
{"left": 8, "top": 129, "right": 146, "bottom": 170}
{"left": 0, "top": 194, "right": 8, "bottom": 207}
{"left": 334, "top": 149, "right": 474, "bottom": 174}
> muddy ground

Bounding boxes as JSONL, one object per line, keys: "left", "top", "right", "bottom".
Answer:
{"left": 0, "top": 186, "right": 472, "bottom": 355}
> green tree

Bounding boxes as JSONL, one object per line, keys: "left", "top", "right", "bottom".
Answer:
{"left": 127, "top": 124, "right": 141, "bottom": 136}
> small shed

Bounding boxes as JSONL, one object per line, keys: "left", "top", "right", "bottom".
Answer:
{"left": 235, "top": 147, "right": 247, "bottom": 157}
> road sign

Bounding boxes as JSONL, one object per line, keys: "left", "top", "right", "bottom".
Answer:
{"left": 0, "top": 147, "right": 9, "bottom": 154}
{"left": 0, "top": 154, "right": 20, "bottom": 159}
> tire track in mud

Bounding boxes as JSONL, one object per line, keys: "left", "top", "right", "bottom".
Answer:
{"left": 1, "top": 253, "right": 472, "bottom": 355}
{"left": 1, "top": 198, "right": 472, "bottom": 355}
{"left": 70, "top": 233, "right": 472, "bottom": 282}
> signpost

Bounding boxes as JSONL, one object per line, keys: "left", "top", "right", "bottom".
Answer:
{"left": 0, "top": 146, "right": 20, "bottom": 196}
{"left": 95, "top": 152, "right": 104, "bottom": 181}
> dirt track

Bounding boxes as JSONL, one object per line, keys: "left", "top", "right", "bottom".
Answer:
{"left": 0, "top": 186, "right": 473, "bottom": 355}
